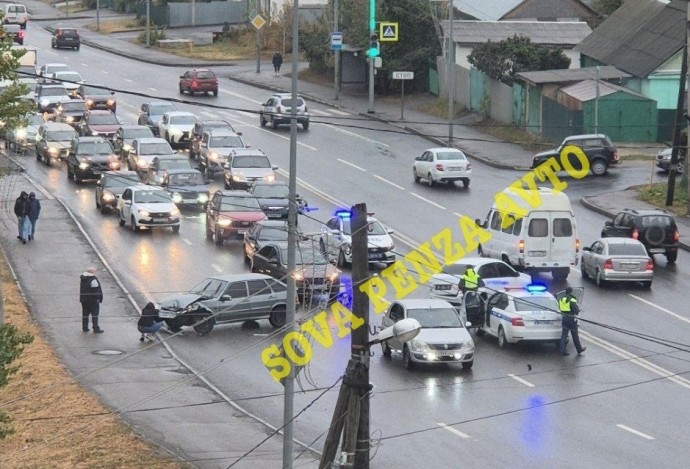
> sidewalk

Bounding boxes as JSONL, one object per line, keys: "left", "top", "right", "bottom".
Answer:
{"left": 6, "top": 1, "right": 690, "bottom": 466}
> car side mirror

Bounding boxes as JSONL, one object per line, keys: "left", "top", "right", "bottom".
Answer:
{"left": 604, "top": 221, "right": 613, "bottom": 227}
{"left": 220, "top": 294, "right": 232, "bottom": 302}
{"left": 110, "top": 91, "right": 115, "bottom": 95}
{"left": 465, "top": 321, "right": 473, "bottom": 328}
{"left": 583, "top": 247, "right": 591, "bottom": 252}
{"left": 272, "top": 165, "right": 278, "bottom": 170}
{"left": 475, "top": 218, "right": 485, "bottom": 228}
{"left": 237, "top": 132, "right": 242, "bottom": 136}
{"left": 415, "top": 156, "right": 421, "bottom": 161}
{"left": 179, "top": 76, "right": 184, "bottom": 79}
{"left": 386, "top": 228, "right": 395, "bottom": 235}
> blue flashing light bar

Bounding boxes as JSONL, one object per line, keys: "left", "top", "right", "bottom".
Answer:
{"left": 335, "top": 209, "right": 352, "bottom": 219}
{"left": 526, "top": 283, "right": 548, "bottom": 293}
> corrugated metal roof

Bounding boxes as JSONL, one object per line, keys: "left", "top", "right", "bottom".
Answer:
{"left": 560, "top": 79, "right": 650, "bottom": 101}
{"left": 441, "top": 20, "right": 592, "bottom": 46}
{"left": 456, "top": 0, "right": 523, "bottom": 21}
{"left": 516, "top": 66, "right": 632, "bottom": 84}
{"left": 577, "top": 0, "right": 685, "bottom": 78}
{"left": 501, "top": 0, "right": 600, "bottom": 22}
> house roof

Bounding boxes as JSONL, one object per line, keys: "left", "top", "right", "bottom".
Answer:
{"left": 455, "top": 0, "right": 523, "bottom": 21}
{"left": 500, "top": 0, "right": 600, "bottom": 22}
{"left": 560, "top": 79, "right": 650, "bottom": 101}
{"left": 577, "top": 0, "right": 685, "bottom": 78}
{"left": 441, "top": 20, "right": 592, "bottom": 47}
{"left": 516, "top": 66, "right": 632, "bottom": 85}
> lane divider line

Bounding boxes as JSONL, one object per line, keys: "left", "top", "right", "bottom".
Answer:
{"left": 337, "top": 159, "right": 366, "bottom": 172}
{"left": 373, "top": 175, "right": 405, "bottom": 190}
{"left": 437, "top": 422, "right": 471, "bottom": 439}
{"left": 329, "top": 109, "right": 350, "bottom": 116}
{"left": 616, "top": 424, "right": 655, "bottom": 440}
{"left": 628, "top": 294, "right": 690, "bottom": 325}
{"left": 410, "top": 192, "right": 446, "bottom": 210}
{"left": 321, "top": 123, "right": 389, "bottom": 147}
{"left": 508, "top": 373, "right": 535, "bottom": 388}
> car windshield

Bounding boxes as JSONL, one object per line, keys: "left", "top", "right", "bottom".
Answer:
{"left": 28, "top": 115, "right": 45, "bottom": 126}
{"left": 407, "top": 308, "right": 463, "bottom": 328}
{"left": 46, "top": 65, "right": 70, "bottom": 74}
{"left": 82, "top": 85, "right": 109, "bottom": 95}
{"left": 133, "top": 190, "right": 170, "bottom": 203}
{"left": 159, "top": 159, "right": 191, "bottom": 171}
{"left": 140, "top": 142, "right": 173, "bottom": 155}
{"left": 170, "top": 115, "right": 196, "bottom": 125}
{"left": 513, "top": 296, "right": 559, "bottom": 312}
{"left": 293, "top": 246, "right": 329, "bottom": 265}
{"left": 168, "top": 172, "right": 204, "bottom": 186}
{"left": 436, "top": 151, "right": 466, "bottom": 161}
{"left": 56, "top": 72, "right": 81, "bottom": 83}
{"left": 89, "top": 114, "right": 118, "bottom": 125}
{"left": 78, "top": 141, "right": 113, "bottom": 155}
{"left": 640, "top": 216, "right": 673, "bottom": 227}
{"left": 210, "top": 135, "right": 243, "bottom": 148}
{"left": 252, "top": 184, "right": 288, "bottom": 198}
{"left": 204, "top": 122, "right": 234, "bottom": 132}
{"left": 46, "top": 130, "right": 75, "bottom": 141}
{"left": 341, "top": 219, "right": 388, "bottom": 236}
{"left": 40, "top": 87, "right": 68, "bottom": 97}
{"left": 189, "top": 278, "right": 229, "bottom": 299}
{"left": 258, "top": 224, "right": 289, "bottom": 241}
{"left": 123, "top": 128, "right": 152, "bottom": 139}
{"left": 608, "top": 243, "right": 648, "bottom": 256}
{"left": 220, "top": 195, "right": 262, "bottom": 211}
{"left": 103, "top": 174, "right": 139, "bottom": 188}
{"left": 233, "top": 154, "right": 271, "bottom": 168}
{"left": 59, "top": 101, "right": 86, "bottom": 112}
{"left": 150, "top": 104, "right": 176, "bottom": 115}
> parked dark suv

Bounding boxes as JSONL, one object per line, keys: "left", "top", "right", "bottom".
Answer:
{"left": 601, "top": 209, "right": 680, "bottom": 263}
{"left": 52, "top": 27, "right": 80, "bottom": 50}
{"left": 532, "top": 134, "right": 619, "bottom": 176}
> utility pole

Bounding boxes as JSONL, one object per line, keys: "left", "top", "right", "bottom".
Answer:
{"left": 282, "top": 0, "right": 300, "bottom": 466}
{"left": 319, "top": 203, "right": 371, "bottom": 469}
{"left": 447, "top": 0, "right": 454, "bottom": 142}
{"left": 367, "top": 0, "right": 376, "bottom": 113}
{"left": 334, "top": 0, "right": 340, "bottom": 100}
{"left": 145, "top": 0, "right": 151, "bottom": 48}
{"left": 666, "top": 44, "right": 687, "bottom": 207}
{"left": 686, "top": 0, "right": 690, "bottom": 212}
{"left": 96, "top": 0, "right": 100, "bottom": 32}
{"left": 594, "top": 65, "right": 600, "bottom": 134}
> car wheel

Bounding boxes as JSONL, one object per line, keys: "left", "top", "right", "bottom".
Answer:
{"left": 595, "top": 269, "right": 606, "bottom": 287}
{"left": 269, "top": 306, "right": 287, "bottom": 328}
{"left": 179, "top": 85, "right": 184, "bottom": 94}
{"left": 642, "top": 281, "right": 652, "bottom": 289}
{"left": 131, "top": 216, "right": 140, "bottom": 233}
{"left": 35, "top": 148, "right": 41, "bottom": 161}
{"left": 403, "top": 346, "right": 414, "bottom": 370}
{"left": 462, "top": 178, "right": 470, "bottom": 188}
{"left": 66, "top": 165, "right": 72, "bottom": 180}
{"left": 413, "top": 169, "right": 420, "bottom": 183}
{"left": 193, "top": 313, "right": 215, "bottom": 335}
{"left": 51, "top": 42, "right": 56, "bottom": 49}
{"left": 74, "top": 171, "right": 82, "bottom": 184}
{"left": 427, "top": 173, "right": 434, "bottom": 187}
{"left": 462, "top": 360, "right": 473, "bottom": 370}
{"left": 337, "top": 249, "right": 349, "bottom": 268}
{"left": 118, "top": 211, "right": 126, "bottom": 227}
{"left": 272, "top": 118, "right": 278, "bottom": 130}
{"left": 172, "top": 225, "right": 180, "bottom": 234}
{"left": 302, "top": 121, "right": 309, "bottom": 130}
{"left": 665, "top": 250, "right": 678, "bottom": 263}
{"left": 477, "top": 244, "right": 485, "bottom": 257}
{"left": 214, "top": 229, "right": 224, "bottom": 246}
{"left": 591, "top": 159, "right": 608, "bottom": 176}
{"left": 213, "top": 89, "right": 218, "bottom": 97}
{"left": 475, "top": 328, "right": 485, "bottom": 337}
{"left": 260, "top": 115, "right": 267, "bottom": 127}
{"left": 497, "top": 326, "right": 508, "bottom": 349}
{"left": 381, "top": 341, "right": 392, "bottom": 357}
{"left": 581, "top": 265, "right": 589, "bottom": 279}
{"left": 100, "top": 205, "right": 109, "bottom": 215}
{"left": 205, "top": 222, "right": 213, "bottom": 240}
{"left": 552, "top": 268, "right": 569, "bottom": 281}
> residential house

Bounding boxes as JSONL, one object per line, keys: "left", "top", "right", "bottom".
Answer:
{"left": 577, "top": 0, "right": 685, "bottom": 140}
{"left": 500, "top": 0, "right": 601, "bottom": 27}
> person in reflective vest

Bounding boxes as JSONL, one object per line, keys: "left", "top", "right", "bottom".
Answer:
{"left": 460, "top": 267, "right": 482, "bottom": 293}
{"left": 559, "top": 287, "right": 586, "bottom": 356}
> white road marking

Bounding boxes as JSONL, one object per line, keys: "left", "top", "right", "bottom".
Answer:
{"left": 329, "top": 109, "right": 350, "bottom": 116}
{"left": 181, "top": 238, "right": 193, "bottom": 246}
{"left": 102, "top": 70, "right": 109, "bottom": 75}
{"left": 321, "top": 123, "right": 388, "bottom": 147}
{"left": 119, "top": 101, "right": 138, "bottom": 110}
{"left": 508, "top": 374, "right": 535, "bottom": 388}
{"left": 219, "top": 110, "right": 236, "bottom": 118}
{"left": 124, "top": 78, "right": 133, "bottom": 83}
{"left": 437, "top": 423, "right": 470, "bottom": 439}
{"left": 453, "top": 212, "right": 465, "bottom": 219}
{"left": 616, "top": 424, "right": 654, "bottom": 440}
{"left": 310, "top": 109, "right": 331, "bottom": 116}
{"left": 581, "top": 330, "right": 690, "bottom": 391}
{"left": 410, "top": 193, "right": 446, "bottom": 210}
{"left": 373, "top": 175, "right": 404, "bottom": 190}
{"left": 201, "top": 110, "right": 218, "bottom": 118}
{"left": 237, "top": 111, "right": 256, "bottom": 118}
{"left": 629, "top": 294, "right": 690, "bottom": 325}
{"left": 149, "top": 87, "right": 157, "bottom": 92}
{"left": 337, "top": 159, "right": 366, "bottom": 172}
{"left": 44, "top": 50, "right": 58, "bottom": 56}
{"left": 81, "top": 63, "right": 89, "bottom": 67}
{"left": 211, "top": 263, "right": 223, "bottom": 273}
{"left": 220, "top": 89, "right": 262, "bottom": 104}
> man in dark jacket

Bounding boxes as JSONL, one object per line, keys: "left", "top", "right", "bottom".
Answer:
{"left": 28, "top": 192, "right": 41, "bottom": 241}
{"left": 272, "top": 51, "right": 283, "bottom": 75}
{"left": 559, "top": 287, "right": 585, "bottom": 356}
{"left": 13, "top": 191, "right": 31, "bottom": 244}
{"left": 138, "top": 301, "right": 163, "bottom": 341}
{"left": 80, "top": 267, "right": 104, "bottom": 333}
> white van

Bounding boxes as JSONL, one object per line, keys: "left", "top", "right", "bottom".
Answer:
{"left": 3, "top": 4, "right": 28, "bottom": 29}
{"left": 475, "top": 187, "right": 579, "bottom": 280}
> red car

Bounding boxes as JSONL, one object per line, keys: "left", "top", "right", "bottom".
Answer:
{"left": 78, "top": 110, "right": 120, "bottom": 141}
{"left": 206, "top": 190, "right": 266, "bottom": 245}
{"left": 179, "top": 68, "right": 219, "bottom": 97}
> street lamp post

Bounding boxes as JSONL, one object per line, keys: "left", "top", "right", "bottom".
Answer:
{"left": 448, "top": 0, "right": 455, "bottom": 142}
{"left": 334, "top": 0, "right": 340, "bottom": 100}
{"left": 96, "top": 0, "right": 100, "bottom": 32}
{"left": 146, "top": 0, "right": 151, "bottom": 48}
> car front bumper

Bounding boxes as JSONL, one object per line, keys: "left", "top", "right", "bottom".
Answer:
{"left": 411, "top": 350, "right": 474, "bottom": 364}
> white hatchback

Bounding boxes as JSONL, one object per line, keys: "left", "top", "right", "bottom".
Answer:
{"left": 117, "top": 184, "right": 181, "bottom": 233}
{"left": 413, "top": 147, "right": 471, "bottom": 188}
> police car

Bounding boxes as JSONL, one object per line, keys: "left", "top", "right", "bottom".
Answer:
{"left": 474, "top": 284, "right": 565, "bottom": 348}
{"left": 320, "top": 210, "right": 395, "bottom": 267}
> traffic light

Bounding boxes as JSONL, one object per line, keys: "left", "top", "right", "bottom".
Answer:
{"left": 367, "top": 34, "right": 379, "bottom": 58}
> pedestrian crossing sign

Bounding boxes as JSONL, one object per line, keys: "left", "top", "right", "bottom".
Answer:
{"left": 379, "top": 22, "right": 399, "bottom": 42}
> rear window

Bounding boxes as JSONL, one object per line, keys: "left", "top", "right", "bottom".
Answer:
{"left": 8, "top": 5, "right": 26, "bottom": 13}
{"left": 436, "top": 151, "right": 466, "bottom": 161}
{"left": 608, "top": 243, "right": 647, "bottom": 256}
{"left": 553, "top": 218, "right": 573, "bottom": 237}
{"left": 528, "top": 218, "right": 548, "bottom": 237}
{"left": 196, "top": 71, "right": 216, "bottom": 79}
{"left": 279, "top": 98, "right": 305, "bottom": 107}
{"left": 61, "top": 29, "right": 78, "bottom": 37}
{"left": 640, "top": 216, "right": 673, "bottom": 227}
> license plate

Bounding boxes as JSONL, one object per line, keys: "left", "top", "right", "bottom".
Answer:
{"left": 648, "top": 248, "right": 665, "bottom": 253}
{"left": 237, "top": 229, "right": 246, "bottom": 235}
{"left": 368, "top": 253, "right": 384, "bottom": 260}
{"left": 528, "top": 251, "right": 547, "bottom": 257}
{"left": 621, "top": 262, "right": 638, "bottom": 269}
{"left": 534, "top": 320, "right": 552, "bottom": 325}
{"left": 153, "top": 216, "right": 168, "bottom": 220}
{"left": 158, "top": 310, "right": 176, "bottom": 318}
{"left": 435, "top": 284, "right": 452, "bottom": 291}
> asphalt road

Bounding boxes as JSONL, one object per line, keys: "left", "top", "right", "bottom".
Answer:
{"left": 12, "top": 25, "right": 690, "bottom": 468}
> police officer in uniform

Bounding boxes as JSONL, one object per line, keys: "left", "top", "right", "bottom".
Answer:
{"left": 460, "top": 266, "right": 482, "bottom": 293}
{"left": 80, "top": 267, "right": 104, "bottom": 333}
{"left": 559, "top": 287, "right": 585, "bottom": 355}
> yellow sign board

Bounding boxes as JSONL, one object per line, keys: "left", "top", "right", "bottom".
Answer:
{"left": 251, "top": 15, "right": 266, "bottom": 30}
{"left": 379, "top": 22, "right": 399, "bottom": 42}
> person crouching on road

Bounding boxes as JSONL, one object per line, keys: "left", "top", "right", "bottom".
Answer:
{"left": 28, "top": 192, "right": 41, "bottom": 241}
{"left": 13, "top": 191, "right": 31, "bottom": 244}
{"left": 559, "top": 287, "right": 586, "bottom": 356}
{"left": 80, "top": 267, "right": 104, "bottom": 333}
{"left": 138, "top": 302, "right": 163, "bottom": 341}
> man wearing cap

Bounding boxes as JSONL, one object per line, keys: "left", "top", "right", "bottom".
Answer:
{"left": 80, "top": 267, "right": 104, "bottom": 333}
{"left": 559, "top": 287, "right": 585, "bottom": 356}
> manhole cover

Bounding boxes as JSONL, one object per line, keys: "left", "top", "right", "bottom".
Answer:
{"left": 93, "top": 349, "right": 125, "bottom": 355}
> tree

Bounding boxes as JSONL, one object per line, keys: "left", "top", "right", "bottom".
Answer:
{"left": 592, "top": 0, "right": 624, "bottom": 17}
{"left": 468, "top": 35, "right": 570, "bottom": 86}
{"left": 0, "top": 20, "right": 34, "bottom": 136}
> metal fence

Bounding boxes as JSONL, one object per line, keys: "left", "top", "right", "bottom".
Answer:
{"left": 136, "top": 1, "right": 246, "bottom": 28}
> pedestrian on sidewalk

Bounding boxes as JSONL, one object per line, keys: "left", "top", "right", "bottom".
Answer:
{"left": 138, "top": 301, "right": 163, "bottom": 341}
{"left": 27, "top": 191, "right": 41, "bottom": 241}
{"left": 559, "top": 287, "right": 585, "bottom": 356}
{"left": 13, "top": 190, "right": 31, "bottom": 244}
{"left": 272, "top": 51, "right": 283, "bottom": 76}
{"left": 80, "top": 267, "right": 104, "bottom": 333}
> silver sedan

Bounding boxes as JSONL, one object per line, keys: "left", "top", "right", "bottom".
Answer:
{"left": 581, "top": 237, "right": 654, "bottom": 288}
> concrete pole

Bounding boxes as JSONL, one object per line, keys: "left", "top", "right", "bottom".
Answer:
{"left": 334, "top": 0, "right": 340, "bottom": 100}
{"left": 146, "top": 0, "right": 150, "bottom": 48}
{"left": 96, "top": 0, "right": 100, "bottom": 32}
{"left": 594, "top": 65, "right": 600, "bottom": 134}
{"left": 192, "top": 0, "right": 196, "bottom": 27}
{"left": 282, "top": 0, "right": 300, "bottom": 466}
{"left": 367, "top": 0, "right": 375, "bottom": 113}
{"left": 448, "top": 0, "right": 454, "bottom": 142}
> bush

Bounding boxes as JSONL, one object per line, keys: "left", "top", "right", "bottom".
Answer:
{"left": 0, "top": 323, "right": 33, "bottom": 439}
{"left": 136, "top": 27, "right": 166, "bottom": 45}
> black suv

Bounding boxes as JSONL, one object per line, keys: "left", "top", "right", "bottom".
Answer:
{"left": 532, "top": 134, "right": 619, "bottom": 177}
{"left": 601, "top": 209, "right": 680, "bottom": 263}
{"left": 52, "top": 27, "right": 80, "bottom": 50}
